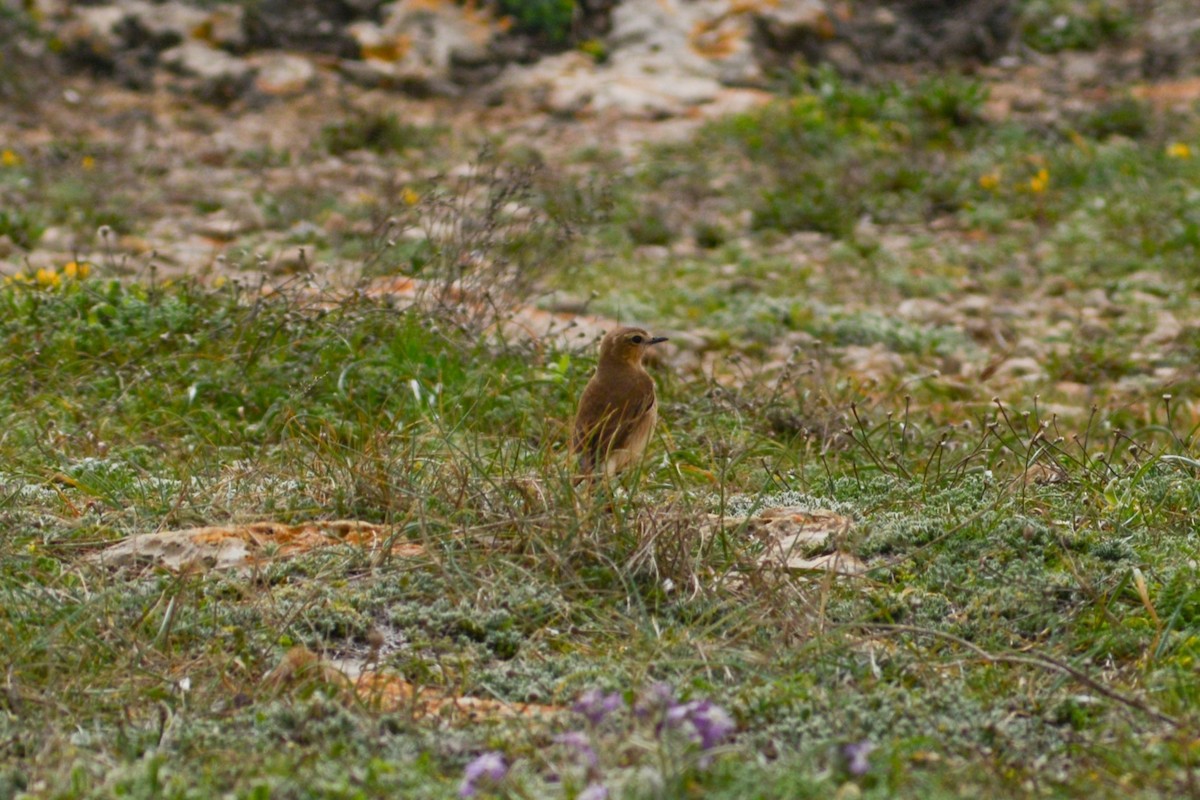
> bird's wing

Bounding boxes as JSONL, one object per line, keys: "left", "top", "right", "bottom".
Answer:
{"left": 573, "top": 373, "right": 655, "bottom": 471}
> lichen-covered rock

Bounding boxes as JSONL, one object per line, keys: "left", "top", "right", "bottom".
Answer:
{"left": 345, "top": 0, "right": 504, "bottom": 93}
{"left": 496, "top": 0, "right": 837, "bottom": 118}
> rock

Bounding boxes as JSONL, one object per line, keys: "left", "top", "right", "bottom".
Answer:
{"left": 37, "top": 226, "right": 76, "bottom": 251}
{"left": 840, "top": 344, "right": 905, "bottom": 383}
{"left": 896, "top": 297, "right": 953, "bottom": 325}
{"left": 606, "top": 0, "right": 732, "bottom": 84}
{"left": 161, "top": 41, "right": 254, "bottom": 102}
{"left": 752, "top": 0, "right": 834, "bottom": 50}
{"left": 703, "top": 506, "right": 867, "bottom": 575}
{"left": 192, "top": 205, "right": 264, "bottom": 239}
{"left": 685, "top": 1, "right": 761, "bottom": 85}
{"left": 251, "top": 52, "right": 316, "bottom": 96}
{"left": 196, "top": 4, "right": 248, "bottom": 51}
{"left": 1062, "top": 51, "right": 1103, "bottom": 86}
{"left": 87, "top": 520, "right": 422, "bottom": 573}
{"left": 593, "top": 68, "right": 721, "bottom": 117}
{"left": 133, "top": 0, "right": 209, "bottom": 43}
{"left": 161, "top": 40, "right": 249, "bottom": 80}
{"left": 1144, "top": 311, "right": 1183, "bottom": 346}
{"left": 345, "top": 0, "right": 501, "bottom": 94}
{"left": 500, "top": 0, "right": 810, "bottom": 117}
{"left": 58, "top": 0, "right": 211, "bottom": 61}
{"left": 498, "top": 0, "right": 730, "bottom": 118}
{"left": 991, "top": 356, "right": 1046, "bottom": 383}
{"left": 58, "top": 6, "right": 128, "bottom": 57}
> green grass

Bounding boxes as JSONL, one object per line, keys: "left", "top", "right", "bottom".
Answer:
{"left": 2, "top": 263, "right": 1200, "bottom": 797}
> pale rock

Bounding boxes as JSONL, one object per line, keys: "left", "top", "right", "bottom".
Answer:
{"left": 499, "top": 47, "right": 720, "bottom": 119}
{"left": 606, "top": 0, "right": 732, "bottom": 85}
{"left": 1062, "top": 51, "right": 1102, "bottom": 86}
{"left": 1054, "top": 381, "right": 1092, "bottom": 401}
{"left": 1153, "top": 365, "right": 1182, "bottom": 381}
{"left": 135, "top": 0, "right": 209, "bottom": 41}
{"left": 146, "top": 235, "right": 222, "bottom": 270}
{"left": 1126, "top": 289, "right": 1166, "bottom": 308}
{"left": 61, "top": 0, "right": 209, "bottom": 53}
{"left": 1121, "top": 270, "right": 1169, "bottom": 291}
{"left": 193, "top": 207, "right": 262, "bottom": 239}
{"left": 592, "top": 67, "right": 721, "bottom": 117}
{"left": 685, "top": 0, "right": 763, "bottom": 86}
{"left": 37, "top": 226, "right": 76, "bottom": 251}
{"left": 496, "top": 0, "right": 828, "bottom": 117}
{"left": 252, "top": 52, "right": 317, "bottom": 96}
{"left": 1144, "top": 310, "right": 1183, "bottom": 346}
{"left": 895, "top": 297, "right": 951, "bottom": 325}
{"left": 161, "top": 40, "right": 253, "bottom": 83}
{"left": 1012, "top": 336, "right": 1046, "bottom": 357}
{"left": 347, "top": 0, "right": 498, "bottom": 92}
{"left": 1079, "top": 287, "right": 1112, "bottom": 313}
{"left": 702, "top": 506, "right": 865, "bottom": 575}
{"left": 957, "top": 294, "right": 993, "bottom": 315}
{"left": 498, "top": 0, "right": 756, "bottom": 118}
{"left": 1114, "top": 374, "right": 1159, "bottom": 394}
{"left": 991, "top": 356, "right": 1046, "bottom": 383}
{"left": 87, "top": 520, "right": 411, "bottom": 573}
{"left": 58, "top": 5, "right": 128, "bottom": 55}
{"left": 839, "top": 344, "right": 904, "bottom": 383}
{"left": 871, "top": 7, "right": 899, "bottom": 27}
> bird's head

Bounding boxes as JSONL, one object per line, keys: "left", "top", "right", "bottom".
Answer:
{"left": 599, "top": 326, "right": 668, "bottom": 367}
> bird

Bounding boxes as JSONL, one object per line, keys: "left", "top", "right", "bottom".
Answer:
{"left": 572, "top": 326, "right": 668, "bottom": 480}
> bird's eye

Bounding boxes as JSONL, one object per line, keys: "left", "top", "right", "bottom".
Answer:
{"left": 631, "top": 335, "right": 644, "bottom": 344}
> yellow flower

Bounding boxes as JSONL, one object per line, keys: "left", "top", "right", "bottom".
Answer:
{"left": 402, "top": 187, "right": 420, "bottom": 206}
{"left": 1, "top": 149, "right": 20, "bottom": 167}
{"left": 1029, "top": 168, "right": 1049, "bottom": 194}
{"left": 1167, "top": 142, "right": 1192, "bottom": 159}
{"left": 35, "top": 268, "right": 61, "bottom": 288}
{"left": 81, "top": 155, "right": 96, "bottom": 171}
{"left": 978, "top": 171, "right": 1000, "bottom": 191}
{"left": 62, "top": 260, "right": 91, "bottom": 279}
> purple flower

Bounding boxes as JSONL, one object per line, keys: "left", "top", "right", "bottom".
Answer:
{"left": 459, "top": 751, "right": 507, "bottom": 798}
{"left": 663, "top": 699, "right": 736, "bottom": 750}
{"left": 578, "top": 783, "right": 609, "bottom": 800}
{"left": 573, "top": 688, "right": 624, "bottom": 725}
{"left": 554, "top": 731, "right": 599, "bottom": 768}
{"left": 688, "top": 700, "right": 736, "bottom": 749}
{"left": 840, "top": 740, "right": 876, "bottom": 777}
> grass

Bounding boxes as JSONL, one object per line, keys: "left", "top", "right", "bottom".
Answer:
{"left": 6, "top": 13, "right": 1200, "bottom": 796}
{"left": 3, "top": 261, "right": 1200, "bottom": 797}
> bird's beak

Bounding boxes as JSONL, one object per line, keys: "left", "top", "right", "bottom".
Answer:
{"left": 648, "top": 336, "right": 669, "bottom": 345}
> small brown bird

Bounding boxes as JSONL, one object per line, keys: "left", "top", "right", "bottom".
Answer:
{"left": 573, "top": 326, "right": 668, "bottom": 479}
